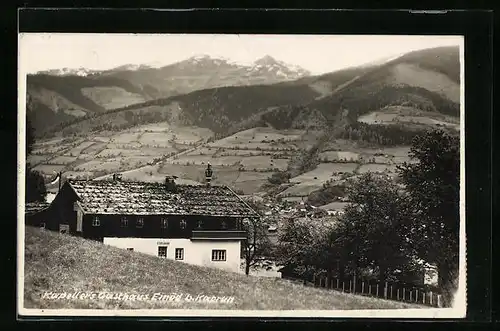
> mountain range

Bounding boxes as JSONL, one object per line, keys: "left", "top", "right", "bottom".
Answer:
{"left": 27, "top": 55, "right": 312, "bottom": 136}
{"left": 26, "top": 47, "right": 460, "bottom": 140}
{"left": 27, "top": 45, "right": 461, "bottom": 199}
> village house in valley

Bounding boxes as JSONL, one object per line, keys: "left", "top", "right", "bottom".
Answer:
{"left": 25, "top": 166, "right": 258, "bottom": 273}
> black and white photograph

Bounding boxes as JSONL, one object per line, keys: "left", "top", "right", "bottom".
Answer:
{"left": 18, "top": 33, "right": 465, "bottom": 318}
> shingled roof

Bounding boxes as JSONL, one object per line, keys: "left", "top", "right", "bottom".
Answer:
{"left": 25, "top": 201, "right": 50, "bottom": 215}
{"left": 66, "top": 179, "right": 259, "bottom": 218}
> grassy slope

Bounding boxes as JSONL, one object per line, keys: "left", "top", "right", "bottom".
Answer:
{"left": 26, "top": 74, "right": 153, "bottom": 136}
{"left": 24, "top": 226, "right": 423, "bottom": 310}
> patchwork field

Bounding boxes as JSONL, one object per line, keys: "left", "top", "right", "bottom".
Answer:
{"left": 81, "top": 86, "right": 147, "bottom": 110}
{"left": 358, "top": 106, "right": 460, "bottom": 130}
{"left": 388, "top": 63, "right": 460, "bottom": 103}
{"left": 358, "top": 164, "right": 397, "bottom": 174}
{"left": 319, "top": 202, "right": 350, "bottom": 211}
{"left": 28, "top": 123, "right": 214, "bottom": 184}
{"left": 278, "top": 183, "right": 325, "bottom": 198}
{"left": 319, "top": 151, "right": 360, "bottom": 162}
{"left": 279, "top": 143, "right": 413, "bottom": 201}
{"left": 29, "top": 124, "right": 415, "bottom": 198}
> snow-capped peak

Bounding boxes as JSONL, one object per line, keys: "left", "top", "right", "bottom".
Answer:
{"left": 185, "top": 54, "right": 237, "bottom": 66}
{"left": 36, "top": 67, "right": 97, "bottom": 77}
{"left": 248, "top": 55, "right": 310, "bottom": 79}
{"left": 34, "top": 54, "right": 311, "bottom": 81}
{"left": 254, "top": 55, "right": 279, "bottom": 66}
{"left": 113, "top": 64, "right": 143, "bottom": 71}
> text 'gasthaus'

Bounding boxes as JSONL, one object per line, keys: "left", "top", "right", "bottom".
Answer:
{"left": 40, "top": 291, "right": 235, "bottom": 303}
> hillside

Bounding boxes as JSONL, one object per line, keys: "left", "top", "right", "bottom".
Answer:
{"left": 23, "top": 226, "right": 423, "bottom": 310}
{"left": 40, "top": 46, "right": 460, "bottom": 139}
{"left": 26, "top": 55, "right": 311, "bottom": 136}
{"left": 28, "top": 46, "right": 461, "bottom": 201}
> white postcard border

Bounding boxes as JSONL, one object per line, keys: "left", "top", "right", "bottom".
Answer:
{"left": 17, "top": 33, "right": 467, "bottom": 319}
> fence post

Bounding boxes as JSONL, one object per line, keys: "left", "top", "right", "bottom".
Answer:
{"left": 362, "top": 281, "right": 365, "bottom": 294}
{"left": 337, "top": 278, "right": 340, "bottom": 289}
{"left": 410, "top": 289, "right": 412, "bottom": 302}
{"left": 384, "top": 282, "right": 388, "bottom": 299}
{"left": 403, "top": 287, "right": 406, "bottom": 301}
{"left": 313, "top": 274, "right": 316, "bottom": 286}
{"left": 376, "top": 284, "right": 379, "bottom": 297}
{"left": 437, "top": 295, "right": 442, "bottom": 308}
{"left": 353, "top": 275, "right": 357, "bottom": 294}
{"left": 416, "top": 290, "right": 419, "bottom": 303}
{"left": 390, "top": 285, "right": 393, "bottom": 299}
{"left": 397, "top": 289, "right": 400, "bottom": 300}
{"left": 342, "top": 281, "right": 345, "bottom": 292}
{"left": 430, "top": 291, "right": 433, "bottom": 306}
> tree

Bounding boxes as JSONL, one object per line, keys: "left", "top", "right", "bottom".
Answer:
{"left": 25, "top": 115, "right": 47, "bottom": 203}
{"left": 241, "top": 217, "right": 273, "bottom": 276}
{"left": 267, "top": 171, "right": 291, "bottom": 185}
{"left": 25, "top": 166, "right": 47, "bottom": 203}
{"left": 333, "top": 173, "right": 417, "bottom": 282}
{"left": 26, "top": 116, "right": 35, "bottom": 155}
{"left": 398, "top": 130, "right": 460, "bottom": 306}
{"left": 275, "top": 216, "right": 336, "bottom": 284}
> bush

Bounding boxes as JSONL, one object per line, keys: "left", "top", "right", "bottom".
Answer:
{"left": 267, "top": 171, "right": 291, "bottom": 185}
{"left": 307, "top": 185, "right": 346, "bottom": 206}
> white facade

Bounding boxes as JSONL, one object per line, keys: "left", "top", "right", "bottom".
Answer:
{"left": 103, "top": 237, "right": 243, "bottom": 274}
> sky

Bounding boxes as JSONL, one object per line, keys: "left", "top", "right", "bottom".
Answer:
{"left": 18, "top": 34, "right": 463, "bottom": 75}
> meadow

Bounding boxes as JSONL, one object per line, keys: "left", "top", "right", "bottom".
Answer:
{"left": 29, "top": 125, "right": 414, "bottom": 199}
{"left": 24, "top": 226, "right": 424, "bottom": 310}
{"left": 28, "top": 123, "right": 213, "bottom": 183}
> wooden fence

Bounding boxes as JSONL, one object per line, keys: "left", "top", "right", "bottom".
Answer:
{"left": 285, "top": 275, "right": 444, "bottom": 307}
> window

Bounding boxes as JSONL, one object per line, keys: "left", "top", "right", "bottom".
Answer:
{"left": 40, "top": 222, "right": 46, "bottom": 229}
{"left": 127, "top": 248, "right": 134, "bottom": 251}
{"left": 196, "top": 220, "right": 204, "bottom": 229}
{"left": 161, "top": 218, "right": 168, "bottom": 229}
{"left": 211, "top": 249, "right": 226, "bottom": 261}
{"left": 175, "top": 248, "right": 184, "bottom": 260}
{"left": 158, "top": 246, "right": 167, "bottom": 258}
{"left": 221, "top": 221, "right": 227, "bottom": 229}
{"left": 92, "top": 217, "right": 100, "bottom": 227}
{"left": 136, "top": 217, "right": 144, "bottom": 228}
{"left": 121, "top": 217, "right": 128, "bottom": 227}
{"left": 59, "top": 224, "right": 69, "bottom": 234}
{"left": 180, "top": 219, "right": 186, "bottom": 229}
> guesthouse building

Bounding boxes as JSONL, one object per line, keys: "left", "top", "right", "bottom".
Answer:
{"left": 25, "top": 169, "right": 258, "bottom": 273}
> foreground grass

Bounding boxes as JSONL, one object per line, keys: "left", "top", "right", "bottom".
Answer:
{"left": 24, "top": 226, "right": 424, "bottom": 310}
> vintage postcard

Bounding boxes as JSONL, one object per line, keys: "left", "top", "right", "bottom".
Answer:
{"left": 18, "top": 33, "right": 466, "bottom": 318}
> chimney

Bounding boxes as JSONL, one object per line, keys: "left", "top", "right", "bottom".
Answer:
{"left": 205, "top": 163, "right": 213, "bottom": 187}
{"left": 164, "top": 176, "right": 178, "bottom": 192}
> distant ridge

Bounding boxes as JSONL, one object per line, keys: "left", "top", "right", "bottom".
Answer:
{"left": 28, "top": 46, "right": 460, "bottom": 139}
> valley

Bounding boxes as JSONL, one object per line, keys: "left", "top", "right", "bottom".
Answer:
{"left": 30, "top": 124, "right": 415, "bottom": 212}
{"left": 21, "top": 34, "right": 464, "bottom": 314}
{"left": 27, "top": 45, "right": 461, "bottom": 210}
